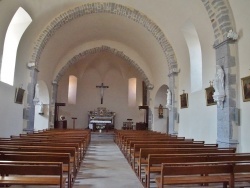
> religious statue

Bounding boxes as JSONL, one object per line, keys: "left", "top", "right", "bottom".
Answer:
{"left": 33, "top": 83, "right": 40, "bottom": 104}
{"left": 38, "top": 101, "right": 44, "bottom": 115}
{"left": 213, "top": 65, "right": 225, "bottom": 109}
{"left": 34, "top": 83, "right": 40, "bottom": 99}
{"left": 166, "top": 89, "right": 172, "bottom": 110}
{"left": 158, "top": 104, "right": 163, "bottom": 118}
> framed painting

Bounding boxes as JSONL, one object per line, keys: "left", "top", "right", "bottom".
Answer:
{"left": 241, "top": 76, "right": 250, "bottom": 102}
{"left": 180, "top": 93, "right": 188, "bottom": 109}
{"left": 205, "top": 86, "right": 216, "bottom": 106}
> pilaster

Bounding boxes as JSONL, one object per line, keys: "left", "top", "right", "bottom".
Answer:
{"left": 23, "top": 67, "right": 39, "bottom": 132}
{"left": 50, "top": 81, "right": 59, "bottom": 128}
{"left": 213, "top": 39, "right": 238, "bottom": 148}
{"left": 168, "top": 66, "right": 179, "bottom": 135}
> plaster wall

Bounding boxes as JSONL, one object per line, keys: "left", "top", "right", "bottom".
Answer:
{"left": 173, "top": 5, "right": 217, "bottom": 144}
{"left": 0, "top": 82, "right": 23, "bottom": 137}
{"left": 56, "top": 56, "right": 145, "bottom": 130}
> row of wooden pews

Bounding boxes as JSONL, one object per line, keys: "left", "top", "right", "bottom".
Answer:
{"left": 115, "top": 130, "right": 250, "bottom": 188}
{"left": 0, "top": 128, "right": 91, "bottom": 188}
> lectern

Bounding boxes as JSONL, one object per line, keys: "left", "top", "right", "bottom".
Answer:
{"left": 54, "top": 103, "right": 67, "bottom": 129}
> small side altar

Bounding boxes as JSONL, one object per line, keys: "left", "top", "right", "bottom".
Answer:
{"left": 88, "top": 107, "right": 115, "bottom": 132}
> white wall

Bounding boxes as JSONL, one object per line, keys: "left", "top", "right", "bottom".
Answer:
{"left": 0, "top": 82, "right": 23, "bottom": 137}
{"left": 229, "top": 0, "right": 250, "bottom": 152}
{"left": 171, "top": 2, "right": 217, "bottom": 144}
{"left": 56, "top": 53, "right": 145, "bottom": 130}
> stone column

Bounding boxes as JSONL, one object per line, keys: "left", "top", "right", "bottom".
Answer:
{"left": 167, "top": 67, "right": 179, "bottom": 135}
{"left": 214, "top": 38, "right": 239, "bottom": 148}
{"left": 23, "top": 66, "right": 39, "bottom": 132}
{"left": 147, "top": 84, "right": 154, "bottom": 130}
{"left": 50, "top": 81, "right": 59, "bottom": 128}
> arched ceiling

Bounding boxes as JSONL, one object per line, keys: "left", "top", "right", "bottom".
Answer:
{"left": 39, "top": 11, "right": 164, "bottom": 86}
{"left": 27, "top": 1, "right": 177, "bottom": 89}
{"left": 12, "top": 0, "right": 233, "bottom": 90}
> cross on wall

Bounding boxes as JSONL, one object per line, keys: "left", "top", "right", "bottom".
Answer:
{"left": 96, "top": 83, "right": 109, "bottom": 104}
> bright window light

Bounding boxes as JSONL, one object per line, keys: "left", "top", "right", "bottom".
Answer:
{"left": 1, "top": 7, "right": 32, "bottom": 85}
{"left": 68, "top": 75, "right": 77, "bottom": 104}
{"left": 128, "top": 78, "right": 136, "bottom": 107}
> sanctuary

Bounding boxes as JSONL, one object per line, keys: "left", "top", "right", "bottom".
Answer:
{"left": 88, "top": 107, "right": 115, "bottom": 132}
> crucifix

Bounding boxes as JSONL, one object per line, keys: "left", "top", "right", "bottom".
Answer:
{"left": 96, "top": 83, "right": 109, "bottom": 104}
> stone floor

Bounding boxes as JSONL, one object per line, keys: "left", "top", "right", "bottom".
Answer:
{"left": 73, "top": 132, "right": 144, "bottom": 188}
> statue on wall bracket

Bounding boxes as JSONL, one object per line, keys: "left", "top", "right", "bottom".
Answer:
{"left": 166, "top": 89, "right": 172, "bottom": 110}
{"left": 213, "top": 65, "right": 225, "bottom": 109}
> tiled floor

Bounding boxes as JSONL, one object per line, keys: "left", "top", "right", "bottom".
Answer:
{"left": 73, "top": 132, "right": 144, "bottom": 188}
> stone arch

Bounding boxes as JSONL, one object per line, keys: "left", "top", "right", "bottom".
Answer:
{"left": 30, "top": 2, "right": 177, "bottom": 69}
{"left": 53, "top": 45, "right": 151, "bottom": 87}
{"left": 201, "top": 0, "right": 236, "bottom": 45}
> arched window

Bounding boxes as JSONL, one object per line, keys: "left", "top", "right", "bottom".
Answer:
{"left": 182, "top": 21, "right": 202, "bottom": 92}
{"left": 68, "top": 75, "right": 77, "bottom": 104}
{"left": 128, "top": 78, "right": 136, "bottom": 107}
{"left": 0, "top": 7, "right": 32, "bottom": 85}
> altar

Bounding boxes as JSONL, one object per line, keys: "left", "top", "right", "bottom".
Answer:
{"left": 88, "top": 107, "right": 115, "bottom": 132}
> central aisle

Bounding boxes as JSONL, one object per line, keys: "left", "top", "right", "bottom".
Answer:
{"left": 74, "top": 132, "right": 144, "bottom": 188}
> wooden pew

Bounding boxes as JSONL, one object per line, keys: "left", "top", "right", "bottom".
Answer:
{"left": 17, "top": 129, "right": 90, "bottom": 150}
{"left": 130, "top": 143, "right": 217, "bottom": 160}
{"left": 114, "top": 130, "right": 154, "bottom": 144}
{"left": 155, "top": 161, "right": 250, "bottom": 188}
{"left": 0, "top": 160, "right": 66, "bottom": 188}
{"left": 28, "top": 129, "right": 91, "bottom": 145}
{"left": 124, "top": 139, "right": 204, "bottom": 157}
{"left": 11, "top": 135, "right": 87, "bottom": 159}
{"left": 131, "top": 143, "right": 219, "bottom": 169}
{"left": 120, "top": 135, "right": 186, "bottom": 150}
{"left": 145, "top": 153, "right": 250, "bottom": 188}
{"left": 117, "top": 132, "right": 178, "bottom": 148}
{"left": 155, "top": 162, "right": 234, "bottom": 188}
{"left": 0, "top": 140, "right": 81, "bottom": 160}
{"left": 0, "top": 151, "right": 72, "bottom": 188}
{"left": 0, "top": 145, "right": 78, "bottom": 178}
{"left": 9, "top": 134, "right": 86, "bottom": 162}
{"left": 137, "top": 147, "right": 236, "bottom": 179}
{"left": 0, "top": 128, "right": 91, "bottom": 187}
{"left": 0, "top": 139, "right": 83, "bottom": 164}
